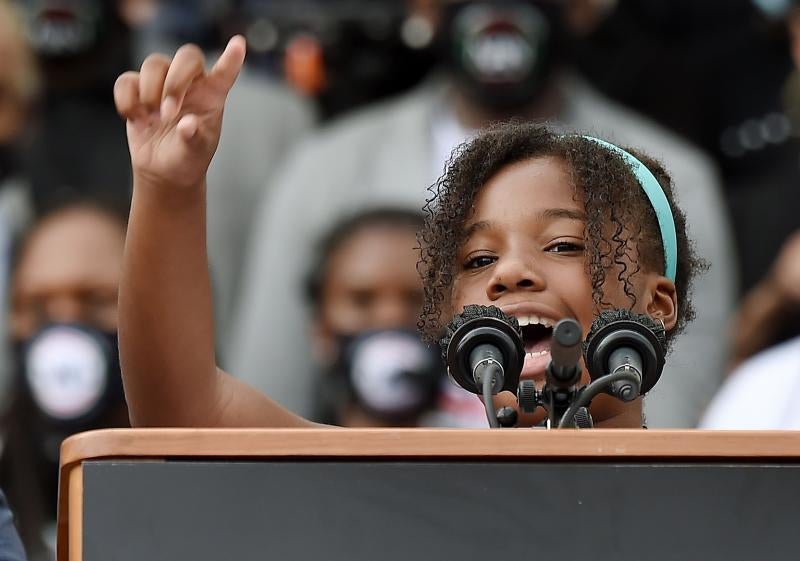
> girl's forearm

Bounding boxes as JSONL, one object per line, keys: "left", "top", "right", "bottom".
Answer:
{"left": 115, "top": 39, "right": 314, "bottom": 428}
{"left": 120, "top": 177, "right": 316, "bottom": 428}
{"left": 119, "top": 178, "right": 219, "bottom": 426}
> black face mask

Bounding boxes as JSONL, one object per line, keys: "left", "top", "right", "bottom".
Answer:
{"left": 18, "top": 0, "right": 108, "bottom": 58}
{"left": 15, "top": 323, "right": 125, "bottom": 465}
{"left": 438, "top": 0, "right": 564, "bottom": 113}
{"left": 315, "top": 328, "right": 445, "bottom": 425}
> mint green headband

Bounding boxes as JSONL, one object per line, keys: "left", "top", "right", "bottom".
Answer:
{"left": 582, "top": 136, "right": 678, "bottom": 282}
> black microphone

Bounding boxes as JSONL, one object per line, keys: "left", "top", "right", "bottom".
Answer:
{"left": 439, "top": 305, "right": 524, "bottom": 395}
{"left": 583, "top": 309, "right": 667, "bottom": 400}
{"left": 547, "top": 318, "right": 583, "bottom": 388}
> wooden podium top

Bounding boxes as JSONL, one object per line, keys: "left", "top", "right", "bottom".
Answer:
{"left": 58, "top": 429, "right": 800, "bottom": 561}
{"left": 60, "top": 428, "right": 800, "bottom": 466}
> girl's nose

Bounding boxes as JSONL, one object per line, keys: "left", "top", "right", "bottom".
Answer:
{"left": 486, "top": 257, "right": 545, "bottom": 300}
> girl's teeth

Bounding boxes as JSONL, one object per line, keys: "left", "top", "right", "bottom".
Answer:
{"left": 526, "top": 350, "right": 550, "bottom": 358}
{"left": 514, "top": 314, "right": 556, "bottom": 328}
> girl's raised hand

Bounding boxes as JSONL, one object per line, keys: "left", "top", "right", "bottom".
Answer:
{"left": 113, "top": 36, "right": 247, "bottom": 191}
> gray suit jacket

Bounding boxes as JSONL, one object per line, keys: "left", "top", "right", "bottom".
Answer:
{"left": 206, "top": 71, "right": 314, "bottom": 347}
{"left": 228, "top": 76, "right": 735, "bottom": 427}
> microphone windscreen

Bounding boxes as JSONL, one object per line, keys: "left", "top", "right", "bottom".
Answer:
{"left": 439, "top": 305, "right": 524, "bottom": 394}
{"left": 583, "top": 309, "right": 666, "bottom": 394}
{"left": 439, "top": 304, "right": 521, "bottom": 358}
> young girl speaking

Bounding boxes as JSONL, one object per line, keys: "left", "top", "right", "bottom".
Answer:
{"left": 114, "top": 37, "right": 699, "bottom": 429}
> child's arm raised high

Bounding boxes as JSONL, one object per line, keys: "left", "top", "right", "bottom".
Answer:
{"left": 114, "top": 37, "right": 312, "bottom": 428}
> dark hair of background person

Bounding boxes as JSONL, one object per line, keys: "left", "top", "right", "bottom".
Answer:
{"left": 418, "top": 121, "right": 703, "bottom": 349}
{"left": 0, "top": 197, "right": 129, "bottom": 561}
{"left": 305, "top": 207, "right": 425, "bottom": 308}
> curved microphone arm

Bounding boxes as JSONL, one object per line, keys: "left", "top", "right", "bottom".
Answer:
{"left": 557, "top": 370, "right": 640, "bottom": 429}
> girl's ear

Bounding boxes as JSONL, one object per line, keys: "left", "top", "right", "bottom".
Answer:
{"left": 643, "top": 276, "right": 678, "bottom": 331}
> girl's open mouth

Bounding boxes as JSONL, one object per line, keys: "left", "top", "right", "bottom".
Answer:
{"left": 517, "top": 315, "right": 554, "bottom": 385}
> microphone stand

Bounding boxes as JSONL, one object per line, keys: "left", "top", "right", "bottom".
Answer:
{"left": 540, "top": 373, "right": 580, "bottom": 428}
{"left": 513, "top": 376, "right": 585, "bottom": 429}
{"left": 514, "top": 369, "right": 636, "bottom": 429}
{"left": 509, "top": 319, "right": 586, "bottom": 429}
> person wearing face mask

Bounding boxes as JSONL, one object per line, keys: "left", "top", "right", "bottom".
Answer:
{"left": 14, "top": 0, "right": 137, "bottom": 214}
{"left": 699, "top": 3, "right": 800, "bottom": 430}
{"left": 229, "top": 0, "right": 734, "bottom": 428}
{"left": 0, "top": 202, "right": 128, "bottom": 561}
{"left": 305, "top": 208, "right": 487, "bottom": 427}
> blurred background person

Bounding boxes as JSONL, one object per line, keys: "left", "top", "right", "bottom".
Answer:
{"left": 725, "top": 231, "right": 800, "bottom": 371}
{"left": 14, "top": 0, "right": 137, "bottom": 214}
{"left": 0, "top": 202, "right": 129, "bottom": 561}
{"left": 699, "top": 1, "right": 800, "bottom": 430}
{"left": 700, "top": 233, "right": 800, "bottom": 427}
{"left": 305, "top": 208, "right": 486, "bottom": 427}
{"left": 229, "top": 0, "right": 735, "bottom": 428}
{"left": 0, "top": 0, "right": 38, "bottom": 408}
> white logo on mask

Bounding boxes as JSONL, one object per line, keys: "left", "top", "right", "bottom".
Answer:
{"left": 350, "top": 332, "right": 431, "bottom": 414}
{"left": 25, "top": 326, "right": 107, "bottom": 420}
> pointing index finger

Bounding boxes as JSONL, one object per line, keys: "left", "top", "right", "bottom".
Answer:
{"left": 209, "top": 35, "right": 247, "bottom": 93}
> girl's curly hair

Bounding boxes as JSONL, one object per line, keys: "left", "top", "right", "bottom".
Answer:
{"left": 417, "top": 122, "right": 704, "bottom": 352}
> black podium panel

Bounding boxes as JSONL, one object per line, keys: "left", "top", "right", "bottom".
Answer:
{"left": 83, "top": 461, "right": 798, "bottom": 561}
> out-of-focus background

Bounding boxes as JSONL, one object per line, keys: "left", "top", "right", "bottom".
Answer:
{"left": 4, "top": 0, "right": 800, "bottom": 558}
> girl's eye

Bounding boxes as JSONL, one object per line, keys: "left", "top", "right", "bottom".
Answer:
{"left": 547, "top": 241, "right": 583, "bottom": 254}
{"left": 464, "top": 255, "right": 496, "bottom": 269}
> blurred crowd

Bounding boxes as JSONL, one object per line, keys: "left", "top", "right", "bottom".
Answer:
{"left": 3, "top": 0, "right": 800, "bottom": 558}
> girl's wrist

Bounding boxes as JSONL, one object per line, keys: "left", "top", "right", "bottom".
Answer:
{"left": 132, "top": 173, "right": 206, "bottom": 210}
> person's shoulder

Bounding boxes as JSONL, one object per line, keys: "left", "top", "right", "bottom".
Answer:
{"left": 225, "top": 67, "right": 315, "bottom": 124}
{"left": 260, "top": 82, "right": 441, "bottom": 217}
{"left": 735, "top": 336, "right": 800, "bottom": 381}
{"left": 267, "top": 81, "right": 440, "bottom": 192}
{"left": 700, "top": 336, "right": 800, "bottom": 429}
{"left": 296, "top": 82, "right": 441, "bottom": 157}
